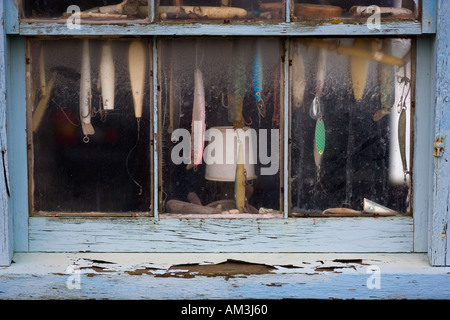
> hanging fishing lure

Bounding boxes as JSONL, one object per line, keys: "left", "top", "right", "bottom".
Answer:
{"left": 374, "top": 39, "right": 395, "bottom": 122}
{"left": 168, "top": 42, "right": 182, "bottom": 135}
{"left": 310, "top": 48, "right": 327, "bottom": 170}
{"left": 186, "top": 67, "right": 206, "bottom": 170}
{"left": 350, "top": 39, "right": 371, "bottom": 102}
{"left": 252, "top": 40, "right": 265, "bottom": 119}
{"left": 312, "top": 98, "right": 326, "bottom": 169}
{"left": 234, "top": 141, "right": 246, "bottom": 213}
{"left": 100, "top": 40, "right": 115, "bottom": 111}
{"left": 228, "top": 39, "right": 247, "bottom": 129}
{"left": 129, "top": 40, "right": 146, "bottom": 119}
{"left": 126, "top": 40, "right": 147, "bottom": 195}
{"left": 272, "top": 62, "right": 281, "bottom": 127}
{"left": 80, "top": 39, "right": 95, "bottom": 143}
{"left": 397, "top": 71, "right": 410, "bottom": 177}
{"left": 291, "top": 40, "right": 306, "bottom": 111}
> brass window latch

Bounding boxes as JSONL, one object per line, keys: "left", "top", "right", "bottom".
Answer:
{"left": 434, "top": 135, "right": 444, "bottom": 157}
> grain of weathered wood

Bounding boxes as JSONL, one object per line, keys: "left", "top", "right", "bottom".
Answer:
{"left": 413, "top": 36, "right": 434, "bottom": 253}
{"left": 17, "top": 21, "right": 423, "bottom": 37}
{"left": 0, "top": 1, "right": 13, "bottom": 267}
{"left": 8, "top": 37, "right": 28, "bottom": 253}
{"left": 28, "top": 216, "right": 413, "bottom": 253}
{"left": 429, "top": 0, "right": 450, "bottom": 266}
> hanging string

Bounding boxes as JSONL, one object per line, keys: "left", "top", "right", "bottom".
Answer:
{"left": 126, "top": 118, "right": 143, "bottom": 196}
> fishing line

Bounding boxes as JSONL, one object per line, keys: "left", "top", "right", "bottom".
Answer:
{"left": 52, "top": 99, "right": 81, "bottom": 127}
{"left": 126, "top": 118, "right": 143, "bottom": 196}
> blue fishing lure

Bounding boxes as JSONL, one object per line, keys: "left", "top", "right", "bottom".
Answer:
{"left": 252, "top": 42, "right": 265, "bottom": 118}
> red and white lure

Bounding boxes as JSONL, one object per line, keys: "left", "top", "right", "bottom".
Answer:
{"left": 80, "top": 39, "right": 95, "bottom": 143}
{"left": 186, "top": 67, "right": 206, "bottom": 170}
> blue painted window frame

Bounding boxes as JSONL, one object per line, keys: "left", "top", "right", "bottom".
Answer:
{"left": 1, "top": 1, "right": 448, "bottom": 266}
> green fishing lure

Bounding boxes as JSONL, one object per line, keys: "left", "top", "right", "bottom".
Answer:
{"left": 314, "top": 118, "right": 326, "bottom": 168}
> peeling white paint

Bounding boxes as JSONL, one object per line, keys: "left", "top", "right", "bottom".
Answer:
{"left": 1, "top": 253, "right": 449, "bottom": 300}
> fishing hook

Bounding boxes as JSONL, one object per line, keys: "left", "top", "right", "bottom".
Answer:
{"left": 243, "top": 114, "right": 253, "bottom": 126}
{"left": 256, "top": 98, "right": 266, "bottom": 118}
{"left": 396, "top": 74, "right": 411, "bottom": 113}
{"left": 221, "top": 91, "right": 229, "bottom": 109}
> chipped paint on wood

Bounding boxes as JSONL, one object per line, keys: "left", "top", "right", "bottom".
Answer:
{"left": 0, "top": 253, "right": 449, "bottom": 299}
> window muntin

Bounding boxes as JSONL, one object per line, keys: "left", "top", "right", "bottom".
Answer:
{"left": 28, "top": 38, "right": 152, "bottom": 215}
{"left": 159, "top": 37, "right": 283, "bottom": 216}
{"left": 290, "top": 37, "right": 412, "bottom": 216}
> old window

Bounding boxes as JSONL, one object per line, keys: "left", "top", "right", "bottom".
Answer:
{"left": 8, "top": 0, "right": 430, "bottom": 256}
{"left": 26, "top": 35, "right": 414, "bottom": 218}
{"left": 159, "top": 37, "right": 283, "bottom": 216}
{"left": 28, "top": 38, "right": 152, "bottom": 215}
{"left": 289, "top": 37, "right": 412, "bottom": 216}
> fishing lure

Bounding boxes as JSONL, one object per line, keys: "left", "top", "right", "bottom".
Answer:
{"left": 100, "top": 40, "right": 115, "bottom": 111}
{"left": 310, "top": 48, "right": 327, "bottom": 120}
{"left": 186, "top": 67, "right": 206, "bottom": 170}
{"left": 314, "top": 118, "right": 326, "bottom": 168}
{"left": 80, "top": 39, "right": 95, "bottom": 143}
{"left": 311, "top": 96, "right": 325, "bottom": 169}
{"left": 350, "top": 39, "right": 370, "bottom": 102}
{"left": 39, "top": 44, "right": 46, "bottom": 97}
{"left": 126, "top": 40, "right": 147, "bottom": 195}
{"left": 291, "top": 41, "right": 306, "bottom": 111}
{"left": 252, "top": 40, "right": 266, "bottom": 119}
{"left": 310, "top": 48, "right": 327, "bottom": 182}
{"left": 168, "top": 66, "right": 175, "bottom": 133}
{"left": 374, "top": 39, "right": 395, "bottom": 122}
{"left": 234, "top": 141, "right": 246, "bottom": 213}
{"left": 397, "top": 72, "right": 410, "bottom": 176}
{"left": 129, "top": 40, "right": 146, "bottom": 119}
{"left": 272, "top": 62, "right": 281, "bottom": 127}
{"left": 228, "top": 40, "right": 247, "bottom": 129}
{"left": 167, "top": 43, "right": 181, "bottom": 135}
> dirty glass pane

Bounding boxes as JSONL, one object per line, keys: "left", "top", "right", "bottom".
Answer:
{"left": 291, "top": 0, "right": 418, "bottom": 22}
{"left": 21, "top": 0, "right": 150, "bottom": 22}
{"left": 28, "top": 39, "right": 152, "bottom": 214}
{"left": 159, "top": 37, "right": 282, "bottom": 215}
{"left": 290, "top": 38, "right": 412, "bottom": 215}
{"left": 157, "top": 0, "right": 284, "bottom": 22}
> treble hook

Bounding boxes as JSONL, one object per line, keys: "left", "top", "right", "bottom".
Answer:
{"left": 396, "top": 73, "right": 411, "bottom": 113}
{"left": 256, "top": 98, "right": 266, "bottom": 118}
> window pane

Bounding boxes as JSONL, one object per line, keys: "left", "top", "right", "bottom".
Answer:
{"left": 159, "top": 37, "right": 282, "bottom": 215}
{"left": 157, "top": 0, "right": 285, "bottom": 22}
{"left": 28, "top": 39, "right": 152, "bottom": 214}
{"left": 292, "top": 0, "right": 418, "bottom": 22}
{"left": 21, "top": 0, "right": 150, "bottom": 21}
{"left": 290, "top": 38, "right": 412, "bottom": 215}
